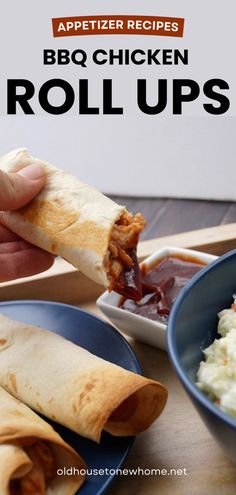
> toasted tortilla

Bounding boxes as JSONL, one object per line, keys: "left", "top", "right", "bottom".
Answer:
{"left": 0, "top": 386, "right": 86, "bottom": 494}
{"left": 0, "top": 148, "right": 125, "bottom": 287}
{"left": 0, "top": 444, "right": 32, "bottom": 495}
{"left": 0, "top": 314, "right": 168, "bottom": 442}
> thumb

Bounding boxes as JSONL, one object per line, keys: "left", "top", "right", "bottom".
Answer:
{"left": 0, "top": 164, "right": 46, "bottom": 211}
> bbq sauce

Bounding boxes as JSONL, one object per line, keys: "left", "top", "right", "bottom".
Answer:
{"left": 120, "top": 255, "right": 205, "bottom": 323}
{"left": 114, "top": 248, "right": 142, "bottom": 301}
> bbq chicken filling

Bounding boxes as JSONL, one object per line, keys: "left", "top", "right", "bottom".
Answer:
{"left": 106, "top": 212, "right": 145, "bottom": 300}
{"left": 10, "top": 440, "right": 56, "bottom": 495}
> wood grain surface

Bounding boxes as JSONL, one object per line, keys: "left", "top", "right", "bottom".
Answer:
{"left": 109, "top": 196, "right": 234, "bottom": 240}
{"left": 81, "top": 303, "right": 236, "bottom": 495}
{"left": 1, "top": 197, "right": 236, "bottom": 494}
{"left": 1, "top": 222, "right": 236, "bottom": 303}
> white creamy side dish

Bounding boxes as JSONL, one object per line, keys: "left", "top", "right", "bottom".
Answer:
{"left": 196, "top": 297, "right": 236, "bottom": 418}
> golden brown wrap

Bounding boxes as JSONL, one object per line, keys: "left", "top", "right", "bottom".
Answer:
{"left": 0, "top": 149, "right": 144, "bottom": 298}
{"left": 0, "top": 314, "right": 168, "bottom": 442}
{"left": 0, "top": 387, "right": 86, "bottom": 495}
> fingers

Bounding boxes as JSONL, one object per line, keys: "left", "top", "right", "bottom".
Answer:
{"left": 0, "top": 224, "right": 20, "bottom": 243}
{"left": 0, "top": 164, "right": 52, "bottom": 282}
{"left": 0, "top": 247, "right": 54, "bottom": 282}
{"left": 0, "top": 164, "right": 46, "bottom": 211}
{"left": 0, "top": 240, "right": 33, "bottom": 255}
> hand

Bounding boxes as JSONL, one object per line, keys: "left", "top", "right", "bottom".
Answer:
{"left": 0, "top": 164, "right": 54, "bottom": 282}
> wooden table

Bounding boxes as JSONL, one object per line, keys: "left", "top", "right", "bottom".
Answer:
{"left": 107, "top": 198, "right": 236, "bottom": 495}
{"left": 109, "top": 196, "right": 236, "bottom": 241}
{"left": 80, "top": 302, "right": 236, "bottom": 495}
{"left": 1, "top": 197, "right": 236, "bottom": 494}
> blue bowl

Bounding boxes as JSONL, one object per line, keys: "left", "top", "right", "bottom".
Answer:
{"left": 167, "top": 249, "right": 236, "bottom": 463}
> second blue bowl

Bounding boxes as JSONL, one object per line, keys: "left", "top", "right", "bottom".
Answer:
{"left": 167, "top": 249, "right": 236, "bottom": 463}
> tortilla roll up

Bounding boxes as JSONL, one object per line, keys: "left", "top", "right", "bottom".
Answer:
{"left": 0, "top": 148, "right": 145, "bottom": 300}
{"left": 0, "top": 314, "right": 168, "bottom": 442}
{"left": 0, "top": 387, "right": 86, "bottom": 495}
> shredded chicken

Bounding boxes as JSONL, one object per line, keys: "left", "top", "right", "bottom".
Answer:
{"left": 10, "top": 441, "right": 55, "bottom": 495}
{"left": 32, "top": 441, "right": 55, "bottom": 481}
{"left": 107, "top": 212, "right": 146, "bottom": 290}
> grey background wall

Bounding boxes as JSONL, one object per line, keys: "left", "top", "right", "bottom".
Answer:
{"left": 0, "top": 0, "right": 235, "bottom": 199}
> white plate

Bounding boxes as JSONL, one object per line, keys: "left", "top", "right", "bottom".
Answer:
{"left": 97, "top": 247, "right": 217, "bottom": 350}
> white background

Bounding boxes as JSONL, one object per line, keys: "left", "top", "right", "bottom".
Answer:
{"left": 0, "top": 0, "right": 235, "bottom": 199}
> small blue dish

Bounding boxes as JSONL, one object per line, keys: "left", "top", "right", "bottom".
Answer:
{"left": 0, "top": 300, "right": 141, "bottom": 495}
{"left": 167, "top": 249, "right": 236, "bottom": 464}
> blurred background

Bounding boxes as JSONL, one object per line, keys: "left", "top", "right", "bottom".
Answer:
{"left": 109, "top": 195, "right": 236, "bottom": 240}
{"left": 1, "top": 0, "right": 236, "bottom": 238}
